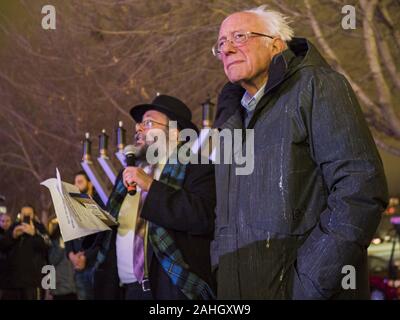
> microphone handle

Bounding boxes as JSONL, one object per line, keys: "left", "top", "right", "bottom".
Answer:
{"left": 127, "top": 183, "right": 137, "bottom": 196}
{"left": 126, "top": 153, "right": 136, "bottom": 195}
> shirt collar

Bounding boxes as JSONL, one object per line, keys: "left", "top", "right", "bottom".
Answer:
{"left": 241, "top": 81, "right": 267, "bottom": 112}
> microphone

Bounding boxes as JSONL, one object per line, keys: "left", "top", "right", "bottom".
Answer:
{"left": 123, "top": 145, "right": 141, "bottom": 196}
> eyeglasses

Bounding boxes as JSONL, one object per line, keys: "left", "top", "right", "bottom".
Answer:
{"left": 212, "top": 31, "right": 274, "bottom": 58}
{"left": 138, "top": 119, "right": 168, "bottom": 129}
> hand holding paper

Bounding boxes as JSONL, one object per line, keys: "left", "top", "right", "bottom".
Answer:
{"left": 41, "top": 168, "right": 117, "bottom": 242}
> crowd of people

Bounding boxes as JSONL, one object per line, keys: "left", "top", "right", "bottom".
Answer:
{"left": 0, "top": 172, "right": 99, "bottom": 300}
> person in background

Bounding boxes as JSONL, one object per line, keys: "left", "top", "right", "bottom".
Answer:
{"left": 1, "top": 205, "right": 49, "bottom": 300}
{"left": 64, "top": 171, "right": 102, "bottom": 300}
{"left": 0, "top": 213, "right": 12, "bottom": 232}
{"left": 73, "top": 170, "right": 104, "bottom": 207}
{"left": 48, "top": 218, "right": 77, "bottom": 300}
{"left": 0, "top": 213, "right": 13, "bottom": 299}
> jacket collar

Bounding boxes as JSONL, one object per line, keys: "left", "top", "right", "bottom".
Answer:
{"left": 263, "top": 47, "right": 296, "bottom": 97}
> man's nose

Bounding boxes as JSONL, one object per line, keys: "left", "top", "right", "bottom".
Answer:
{"left": 221, "top": 40, "right": 236, "bottom": 56}
{"left": 135, "top": 122, "right": 143, "bottom": 132}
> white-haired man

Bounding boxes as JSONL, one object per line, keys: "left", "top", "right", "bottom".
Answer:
{"left": 211, "top": 6, "right": 388, "bottom": 299}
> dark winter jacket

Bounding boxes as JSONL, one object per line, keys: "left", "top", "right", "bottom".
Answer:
{"left": 211, "top": 38, "right": 388, "bottom": 299}
{"left": 3, "top": 220, "right": 49, "bottom": 288}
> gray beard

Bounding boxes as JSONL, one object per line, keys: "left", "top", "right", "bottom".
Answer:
{"left": 134, "top": 143, "right": 150, "bottom": 166}
{"left": 134, "top": 130, "right": 166, "bottom": 166}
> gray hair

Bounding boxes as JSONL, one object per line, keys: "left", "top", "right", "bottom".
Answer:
{"left": 244, "top": 5, "right": 294, "bottom": 42}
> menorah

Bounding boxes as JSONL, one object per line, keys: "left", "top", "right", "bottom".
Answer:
{"left": 80, "top": 99, "right": 214, "bottom": 207}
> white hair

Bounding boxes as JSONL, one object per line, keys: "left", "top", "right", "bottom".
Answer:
{"left": 244, "top": 5, "right": 294, "bottom": 42}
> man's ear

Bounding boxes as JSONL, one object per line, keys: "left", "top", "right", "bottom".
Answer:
{"left": 272, "top": 38, "right": 286, "bottom": 55}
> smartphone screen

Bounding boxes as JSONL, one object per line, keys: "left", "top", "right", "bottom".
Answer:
{"left": 23, "top": 216, "right": 31, "bottom": 224}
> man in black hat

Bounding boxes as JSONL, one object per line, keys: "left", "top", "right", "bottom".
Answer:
{"left": 93, "top": 95, "right": 216, "bottom": 300}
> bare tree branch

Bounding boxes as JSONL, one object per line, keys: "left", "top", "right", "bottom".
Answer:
{"left": 360, "top": 0, "right": 400, "bottom": 137}
{"left": 374, "top": 137, "right": 400, "bottom": 157}
{"left": 303, "top": 0, "right": 382, "bottom": 116}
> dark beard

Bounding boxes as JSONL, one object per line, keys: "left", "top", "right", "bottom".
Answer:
{"left": 80, "top": 187, "right": 89, "bottom": 194}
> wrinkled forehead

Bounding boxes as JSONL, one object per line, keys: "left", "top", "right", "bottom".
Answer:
{"left": 218, "top": 12, "right": 264, "bottom": 39}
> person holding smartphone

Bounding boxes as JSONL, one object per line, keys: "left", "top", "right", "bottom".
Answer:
{"left": 1, "top": 205, "right": 49, "bottom": 300}
{"left": 0, "top": 213, "right": 13, "bottom": 300}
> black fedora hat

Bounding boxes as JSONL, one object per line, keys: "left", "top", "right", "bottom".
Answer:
{"left": 130, "top": 95, "right": 198, "bottom": 132}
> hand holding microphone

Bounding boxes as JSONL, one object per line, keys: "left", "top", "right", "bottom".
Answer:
{"left": 124, "top": 145, "right": 139, "bottom": 195}
{"left": 123, "top": 145, "right": 154, "bottom": 194}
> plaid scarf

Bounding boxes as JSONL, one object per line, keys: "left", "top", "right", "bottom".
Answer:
{"left": 95, "top": 154, "right": 215, "bottom": 300}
